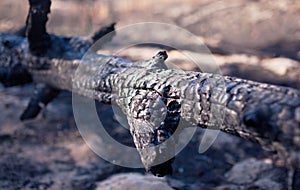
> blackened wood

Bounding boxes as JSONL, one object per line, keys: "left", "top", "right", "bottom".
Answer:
{"left": 26, "top": 0, "right": 52, "bottom": 55}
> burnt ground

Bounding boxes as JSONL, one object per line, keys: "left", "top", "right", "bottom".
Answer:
{"left": 1, "top": 0, "right": 300, "bottom": 189}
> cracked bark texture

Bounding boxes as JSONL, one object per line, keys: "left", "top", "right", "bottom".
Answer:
{"left": 1, "top": 0, "right": 115, "bottom": 122}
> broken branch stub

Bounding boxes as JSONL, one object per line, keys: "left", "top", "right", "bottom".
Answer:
{"left": 26, "top": 0, "right": 52, "bottom": 55}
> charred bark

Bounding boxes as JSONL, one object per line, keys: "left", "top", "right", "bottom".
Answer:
{"left": 26, "top": 0, "right": 51, "bottom": 55}
{"left": 1, "top": 31, "right": 300, "bottom": 175}
{"left": 20, "top": 84, "right": 60, "bottom": 121}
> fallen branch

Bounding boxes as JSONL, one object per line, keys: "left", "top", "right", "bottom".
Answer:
{"left": 0, "top": 0, "right": 300, "bottom": 177}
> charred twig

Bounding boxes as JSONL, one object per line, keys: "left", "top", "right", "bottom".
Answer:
{"left": 20, "top": 84, "right": 60, "bottom": 121}
{"left": 91, "top": 22, "right": 116, "bottom": 43}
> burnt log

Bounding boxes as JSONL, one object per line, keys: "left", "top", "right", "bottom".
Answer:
{"left": 0, "top": 0, "right": 299, "bottom": 178}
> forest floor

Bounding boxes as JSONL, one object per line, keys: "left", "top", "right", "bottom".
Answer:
{"left": 0, "top": 0, "right": 300, "bottom": 189}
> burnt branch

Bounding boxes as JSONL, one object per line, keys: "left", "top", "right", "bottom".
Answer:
{"left": 0, "top": 0, "right": 299, "bottom": 177}
{"left": 0, "top": 0, "right": 116, "bottom": 119}
{"left": 1, "top": 31, "right": 300, "bottom": 175}
{"left": 91, "top": 22, "right": 116, "bottom": 43}
{"left": 20, "top": 84, "right": 60, "bottom": 121}
{"left": 26, "top": 0, "right": 51, "bottom": 55}
{"left": 0, "top": 34, "right": 32, "bottom": 87}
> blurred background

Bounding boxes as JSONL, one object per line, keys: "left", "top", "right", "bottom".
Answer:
{"left": 1, "top": 0, "right": 299, "bottom": 58}
{"left": 0, "top": 0, "right": 300, "bottom": 190}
